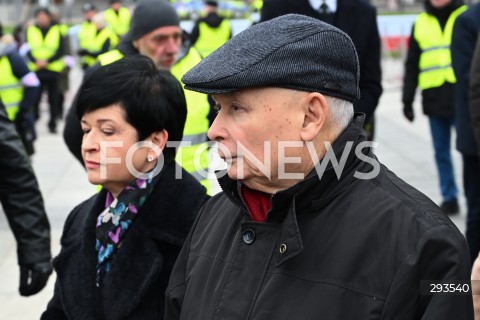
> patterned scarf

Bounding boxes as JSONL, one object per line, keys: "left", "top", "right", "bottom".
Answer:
{"left": 95, "top": 172, "right": 158, "bottom": 287}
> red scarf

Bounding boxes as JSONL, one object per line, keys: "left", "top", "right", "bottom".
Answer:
{"left": 241, "top": 185, "right": 272, "bottom": 222}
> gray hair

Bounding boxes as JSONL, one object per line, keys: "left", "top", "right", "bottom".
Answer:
{"left": 325, "top": 96, "right": 354, "bottom": 133}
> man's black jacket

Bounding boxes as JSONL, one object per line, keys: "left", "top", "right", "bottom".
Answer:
{"left": 166, "top": 114, "right": 473, "bottom": 319}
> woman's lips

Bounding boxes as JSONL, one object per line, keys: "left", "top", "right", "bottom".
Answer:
{"left": 85, "top": 160, "right": 100, "bottom": 169}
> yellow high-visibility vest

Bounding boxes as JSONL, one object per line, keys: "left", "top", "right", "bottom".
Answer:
{"left": 172, "top": 47, "right": 211, "bottom": 193}
{"left": 59, "top": 23, "right": 69, "bottom": 37}
{"left": 104, "top": 7, "right": 131, "bottom": 37}
{"left": 98, "top": 48, "right": 212, "bottom": 193}
{"left": 252, "top": 0, "right": 263, "bottom": 11}
{"left": 414, "top": 5, "right": 467, "bottom": 90}
{"left": 0, "top": 56, "right": 23, "bottom": 120}
{"left": 194, "top": 19, "right": 231, "bottom": 58}
{"left": 26, "top": 25, "right": 65, "bottom": 72}
{"left": 79, "top": 21, "right": 97, "bottom": 48}
{"left": 97, "top": 49, "right": 124, "bottom": 66}
{"left": 82, "top": 28, "right": 119, "bottom": 67}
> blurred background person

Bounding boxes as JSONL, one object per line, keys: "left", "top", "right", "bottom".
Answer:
{"left": 451, "top": 1, "right": 480, "bottom": 264}
{"left": 190, "top": 0, "right": 232, "bottom": 58}
{"left": 260, "top": 0, "right": 383, "bottom": 140}
{"left": 0, "top": 98, "right": 52, "bottom": 297}
{"left": 77, "top": 3, "right": 98, "bottom": 70}
{"left": 0, "top": 25, "right": 39, "bottom": 155}
{"left": 402, "top": 0, "right": 466, "bottom": 215}
{"left": 41, "top": 55, "right": 208, "bottom": 320}
{"left": 25, "top": 7, "right": 65, "bottom": 134}
{"left": 104, "top": 0, "right": 131, "bottom": 39}
{"left": 471, "top": 29, "right": 480, "bottom": 162}
{"left": 78, "top": 12, "right": 119, "bottom": 70}
{"left": 50, "top": 7, "right": 74, "bottom": 121}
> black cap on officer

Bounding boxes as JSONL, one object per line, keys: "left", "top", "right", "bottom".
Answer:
{"left": 82, "top": 3, "right": 97, "bottom": 12}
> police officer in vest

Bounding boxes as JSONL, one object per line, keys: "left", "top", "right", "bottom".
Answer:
{"left": 402, "top": 0, "right": 466, "bottom": 214}
{"left": 190, "top": 0, "right": 232, "bottom": 58}
{"left": 104, "top": 0, "right": 131, "bottom": 38}
{"left": 79, "top": 12, "right": 119, "bottom": 69}
{"left": 0, "top": 28, "right": 40, "bottom": 155}
{"left": 26, "top": 7, "right": 65, "bottom": 134}
{"left": 63, "top": 0, "right": 213, "bottom": 194}
{"left": 77, "top": 3, "right": 98, "bottom": 70}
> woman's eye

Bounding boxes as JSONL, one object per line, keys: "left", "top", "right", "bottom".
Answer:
{"left": 82, "top": 128, "right": 90, "bottom": 134}
{"left": 102, "top": 130, "right": 114, "bottom": 136}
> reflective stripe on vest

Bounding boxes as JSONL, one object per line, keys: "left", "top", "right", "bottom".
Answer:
{"left": 104, "top": 7, "right": 131, "bottom": 36}
{"left": 27, "top": 25, "right": 65, "bottom": 72}
{"left": 0, "top": 56, "right": 23, "bottom": 120}
{"left": 83, "top": 28, "right": 119, "bottom": 67}
{"left": 194, "top": 19, "right": 231, "bottom": 57}
{"left": 182, "top": 132, "right": 208, "bottom": 145}
{"left": 414, "top": 6, "right": 467, "bottom": 90}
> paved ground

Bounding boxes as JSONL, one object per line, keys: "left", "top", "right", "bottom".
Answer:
{"left": 0, "top": 58, "right": 467, "bottom": 319}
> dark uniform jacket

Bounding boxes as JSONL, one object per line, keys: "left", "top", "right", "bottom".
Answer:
{"left": 166, "top": 115, "right": 473, "bottom": 319}
{"left": 452, "top": 2, "right": 480, "bottom": 155}
{"left": 468, "top": 9, "right": 480, "bottom": 156}
{"left": 261, "top": 0, "right": 383, "bottom": 124}
{"left": 41, "top": 160, "right": 209, "bottom": 320}
{"left": 0, "top": 101, "right": 50, "bottom": 266}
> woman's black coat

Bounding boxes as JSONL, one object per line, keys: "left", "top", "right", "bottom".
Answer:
{"left": 41, "top": 160, "right": 209, "bottom": 320}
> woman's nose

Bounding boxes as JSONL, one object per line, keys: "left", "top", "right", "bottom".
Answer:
{"left": 82, "top": 131, "right": 99, "bottom": 152}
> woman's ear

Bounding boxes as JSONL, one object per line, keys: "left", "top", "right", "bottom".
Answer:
{"left": 147, "top": 129, "right": 169, "bottom": 159}
{"left": 300, "top": 92, "right": 329, "bottom": 142}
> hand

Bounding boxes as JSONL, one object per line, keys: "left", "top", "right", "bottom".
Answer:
{"left": 403, "top": 104, "right": 414, "bottom": 122}
{"left": 36, "top": 60, "right": 47, "bottom": 69}
{"left": 14, "top": 107, "right": 36, "bottom": 140}
{"left": 19, "top": 261, "right": 53, "bottom": 296}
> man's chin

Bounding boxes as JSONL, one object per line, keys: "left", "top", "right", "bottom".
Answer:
{"left": 156, "top": 60, "right": 175, "bottom": 71}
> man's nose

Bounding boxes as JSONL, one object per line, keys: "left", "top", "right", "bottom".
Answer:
{"left": 207, "top": 115, "right": 226, "bottom": 142}
{"left": 165, "top": 37, "right": 180, "bottom": 53}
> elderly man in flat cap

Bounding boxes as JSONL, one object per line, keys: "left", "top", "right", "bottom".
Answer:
{"left": 165, "top": 14, "right": 473, "bottom": 319}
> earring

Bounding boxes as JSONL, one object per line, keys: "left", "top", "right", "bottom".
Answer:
{"left": 147, "top": 155, "right": 154, "bottom": 162}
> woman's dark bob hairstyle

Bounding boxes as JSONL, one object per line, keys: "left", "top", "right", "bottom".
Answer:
{"left": 76, "top": 55, "right": 187, "bottom": 161}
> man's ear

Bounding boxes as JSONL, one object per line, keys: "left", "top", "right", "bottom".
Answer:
{"left": 300, "top": 92, "right": 328, "bottom": 142}
{"left": 132, "top": 39, "right": 139, "bottom": 50}
{"left": 146, "top": 129, "right": 169, "bottom": 158}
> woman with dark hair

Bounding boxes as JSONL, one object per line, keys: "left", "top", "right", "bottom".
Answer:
{"left": 41, "top": 55, "right": 209, "bottom": 319}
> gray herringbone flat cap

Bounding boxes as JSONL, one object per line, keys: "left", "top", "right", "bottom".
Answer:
{"left": 182, "top": 14, "right": 360, "bottom": 102}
